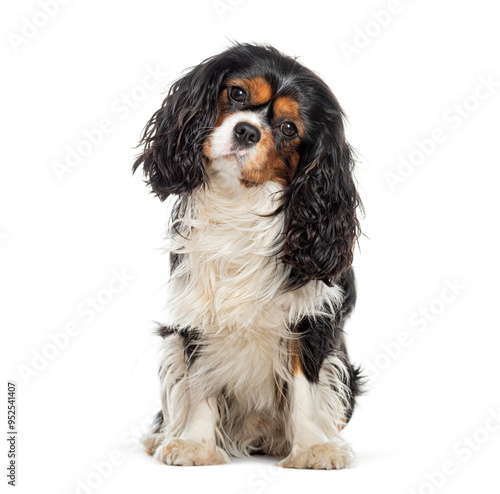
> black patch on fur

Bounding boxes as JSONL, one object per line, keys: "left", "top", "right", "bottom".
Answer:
{"left": 156, "top": 325, "right": 202, "bottom": 367}
{"left": 291, "top": 268, "right": 363, "bottom": 422}
{"left": 151, "top": 410, "right": 164, "bottom": 434}
{"left": 169, "top": 252, "right": 183, "bottom": 273}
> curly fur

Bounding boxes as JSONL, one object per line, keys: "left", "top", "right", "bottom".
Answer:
{"left": 133, "top": 43, "right": 363, "bottom": 470}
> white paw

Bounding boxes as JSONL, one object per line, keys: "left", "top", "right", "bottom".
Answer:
{"left": 157, "top": 438, "right": 230, "bottom": 466}
{"left": 277, "top": 442, "right": 354, "bottom": 470}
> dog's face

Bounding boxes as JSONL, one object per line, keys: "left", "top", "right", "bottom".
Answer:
{"left": 134, "top": 44, "right": 360, "bottom": 286}
{"left": 204, "top": 76, "right": 305, "bottom": 186}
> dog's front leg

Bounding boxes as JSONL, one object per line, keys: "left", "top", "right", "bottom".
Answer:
{"left": 278, "top": 364, "right": 354, "bottom": 470}
{"left": 158, "top": 394, "right": 229, "bottom": 466}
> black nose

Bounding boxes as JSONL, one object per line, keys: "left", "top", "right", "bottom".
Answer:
{"left": 233, "top": 122, "right": 261, "bottom": 147}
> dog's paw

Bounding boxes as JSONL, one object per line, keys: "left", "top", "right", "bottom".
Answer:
{"left": 277, "top": 442, "right": 354, "bottom": 470}
{"left": 143, "top": 433, "right": 162, "bottom": 456}
{"left": 157, "top": 438, "right": 230, "bottom": 466}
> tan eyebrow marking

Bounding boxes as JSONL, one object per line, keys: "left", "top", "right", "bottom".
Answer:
{"left": 226, "top": 77, "right": 273, "bottom": 105}
{"left": 273, "top": 96, "right": 305, "bottom": 135}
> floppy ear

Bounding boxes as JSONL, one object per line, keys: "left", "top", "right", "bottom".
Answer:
{"left": 133, "top": 57, "right": 227, "bottom": 200}
{"left": 281, "top": 120, "right": 361, "bottom": 286}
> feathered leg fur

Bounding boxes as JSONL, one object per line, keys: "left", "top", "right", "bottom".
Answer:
{"left": 145, "top": 269, "right": 361, "bottom": 469}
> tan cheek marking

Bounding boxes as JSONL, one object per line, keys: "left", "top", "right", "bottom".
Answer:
{"left": 266, "top": 146, "right": 300, "bottom": 187}
{"left": 240, "top": 128, "right": 282, "bottom": 185}
{"left": 240, "top": 130, "right": 300, "bottom": 187}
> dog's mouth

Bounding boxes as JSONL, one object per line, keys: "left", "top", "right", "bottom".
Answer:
{"left": 235, "top": 148, "right": 252, "bottom": 166}
{"left": 235, "top": 148, "right": 250, "bottom": 158}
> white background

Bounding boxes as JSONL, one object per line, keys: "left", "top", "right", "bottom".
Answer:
{"left": 2, "top": 1, "right": 500, "bottom": 493}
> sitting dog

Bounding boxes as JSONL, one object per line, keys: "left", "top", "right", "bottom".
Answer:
{"left": 134, "top": 43, "right": 362, "bottom": 469}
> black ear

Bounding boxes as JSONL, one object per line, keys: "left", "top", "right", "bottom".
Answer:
{"left": 133, "top": 56, "right": 227, "bottom": 200}
{"left": 281, "top": 116, "right": 361, "bottom": 287}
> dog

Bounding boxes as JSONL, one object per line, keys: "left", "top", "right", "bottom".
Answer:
{"left": 133, "top": 43, "right": 362, "bottom": 469}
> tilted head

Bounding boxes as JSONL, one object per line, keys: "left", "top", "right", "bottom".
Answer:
{"left": 133, "top": 43, "right": 361, "bottom": 286}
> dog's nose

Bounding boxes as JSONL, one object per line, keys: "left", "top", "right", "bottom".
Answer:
{"left": 233, "top": 122, "right": 261, "bottom": 147}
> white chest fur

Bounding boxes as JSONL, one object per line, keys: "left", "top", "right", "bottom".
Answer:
{"left": 165, "top": 171, "right": 290, "bottom": 334}
{"left": 164, "top": 169, "right": 343, "bottom": 333}
{"left": 160, "top": 169, "right": 345, "bottom": 419}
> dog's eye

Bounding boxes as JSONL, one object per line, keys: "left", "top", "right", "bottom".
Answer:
{"left": 280, "top": 122, "right": 298, "bottom": 137}
{"left": 230, "top": 86, "right": 247, "bottom": 103}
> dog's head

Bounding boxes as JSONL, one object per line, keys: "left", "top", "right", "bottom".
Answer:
{"left": 134, "top": 43, "right": 360, "bottom": 285}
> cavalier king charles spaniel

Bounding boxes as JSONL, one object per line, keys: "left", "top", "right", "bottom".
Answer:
{"left": 134, "top": 43, "right": 362, "bottom": 470}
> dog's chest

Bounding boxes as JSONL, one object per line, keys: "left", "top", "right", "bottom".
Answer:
{"left": 197, "top": 329, "right": 285, "bottom": 412}
{"left": 167, "top": 177, "right": 290, "bottom": 333}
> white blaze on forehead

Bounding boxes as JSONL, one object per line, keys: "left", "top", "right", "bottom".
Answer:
{"left": 209, "top": 111, "right": 265, "bottom": 158}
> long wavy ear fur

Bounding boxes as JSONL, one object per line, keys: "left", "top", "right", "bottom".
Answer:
{"left": 133, "top": 56, "right": 227, "bottom": 201}
{"left": 280, "top": 112, "right": 361, "bottom": 287}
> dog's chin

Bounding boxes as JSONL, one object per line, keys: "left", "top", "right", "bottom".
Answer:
{"left": 210, "top": 149, "right": 253, "bottom": 183}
